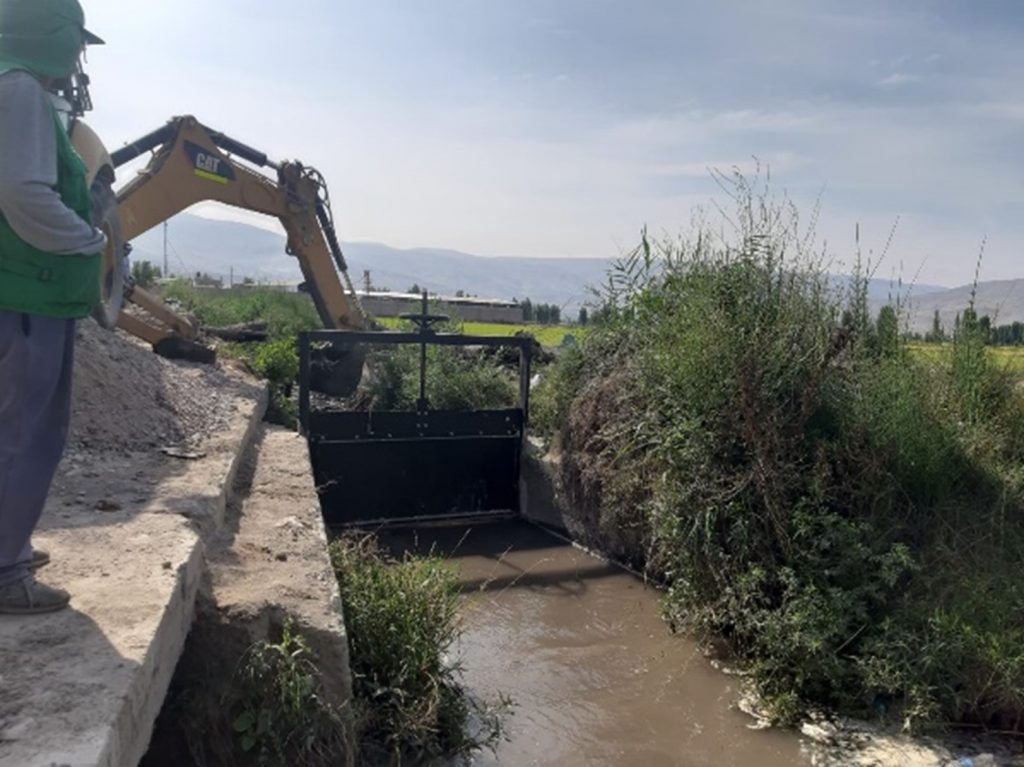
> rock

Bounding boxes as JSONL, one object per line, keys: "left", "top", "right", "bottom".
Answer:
{"left": 966, "top": 755, "right": 999, "bottom": 767}
{"left": 801, "top": 721, "right": 839, "bottom": 743}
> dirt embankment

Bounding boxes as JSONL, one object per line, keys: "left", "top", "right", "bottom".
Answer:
{"left": 47, "top": 320, "right": 265, "bottom": 523}
{"left": 69, "top": 320, "right": 257, "bottom": 454}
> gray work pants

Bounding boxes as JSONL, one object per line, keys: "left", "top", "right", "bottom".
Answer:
{"left": 0, "top": 310, "right": 74, "bottom": 587}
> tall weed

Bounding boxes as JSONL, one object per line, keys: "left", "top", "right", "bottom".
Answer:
{"left": 329, "top": 536, "right": 507, "bottom": 763}
{"left": 542, "top": 173, "right": 1024, "bottom": 730}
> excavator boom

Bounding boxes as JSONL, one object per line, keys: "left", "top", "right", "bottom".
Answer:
{"left": 107, "top": 116, "right": 367, "bottom": 345}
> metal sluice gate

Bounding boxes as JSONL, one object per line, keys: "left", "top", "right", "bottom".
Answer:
{"left": 298, "top": 307, "right": 532, "bottom": 527}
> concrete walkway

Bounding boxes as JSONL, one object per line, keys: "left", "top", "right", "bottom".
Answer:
{"left": 0, "top": 388, "right": 267, "bottom": 767}
{"left": 203, "top": 425, "right": 352, "bottom": 708}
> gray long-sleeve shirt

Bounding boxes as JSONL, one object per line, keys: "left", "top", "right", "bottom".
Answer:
{"left": 0, "top": 70, "right": 106, "bottom": 256}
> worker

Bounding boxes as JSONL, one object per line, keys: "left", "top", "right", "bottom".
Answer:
{"left": 0, "top": 0, "right": 106, "bottom": 613}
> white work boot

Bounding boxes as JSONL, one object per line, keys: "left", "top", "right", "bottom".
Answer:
{"left": 0, "top": 575, "right": 70, "bottom": 614}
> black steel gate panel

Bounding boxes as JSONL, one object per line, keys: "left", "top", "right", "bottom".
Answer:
{"left": 299, "top": 320, "right": 532, "bottom": 527}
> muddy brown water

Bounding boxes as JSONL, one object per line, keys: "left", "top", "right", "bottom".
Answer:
{"left": 375, "top": 518, "right": 812, "bottom": 767}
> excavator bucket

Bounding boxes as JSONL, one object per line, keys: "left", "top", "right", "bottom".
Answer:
{"left": 298, "top": 328, "right": 532, "bottom": 527}
{"left": 153, "top": 336, "right": 218, "bottom": 365}
{"left": 309, "top": 341, "right": 366, "bottom": 397}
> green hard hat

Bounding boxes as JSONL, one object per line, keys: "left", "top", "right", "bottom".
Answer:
{"left": 0, "top": 0, "right": 103, "bottom": 79}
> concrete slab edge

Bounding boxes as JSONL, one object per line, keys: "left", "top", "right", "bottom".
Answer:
{"left": 99, "top": 540, "right": 204, "bottom": 767}
{"left": 208, "top": 385, "right": 270, "bottom": 531}
{"left": 99, "top": 385, "right": 269, "bottom": 767}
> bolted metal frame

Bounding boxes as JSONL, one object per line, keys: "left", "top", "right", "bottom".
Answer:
{"left": 298, "top": 326, "right": 533, "bottom": 438}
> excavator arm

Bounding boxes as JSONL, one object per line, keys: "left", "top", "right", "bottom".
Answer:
{"left": 106, "top": 116, "right": 368, "bottom": 347}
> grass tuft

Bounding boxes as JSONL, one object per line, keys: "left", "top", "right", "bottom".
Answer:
{"left": 329, "top": 535, "right": 509, "bottom": 763}
{"left": 231, "top": 620, "right": 351, "bottom": 766}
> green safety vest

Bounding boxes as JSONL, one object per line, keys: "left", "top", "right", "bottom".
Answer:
{"left": 0, "top": 68, "right": 100, "bottom": 319}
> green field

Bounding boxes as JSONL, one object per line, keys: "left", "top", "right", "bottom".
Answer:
{"left": 378, "top": 316, "right": 578, "bottom": 348}
{"left": 908, "top": 341, "right": 1024, "bottom": 373}
{"left": 159, "top": 283, "right": 580, "bottom": 348}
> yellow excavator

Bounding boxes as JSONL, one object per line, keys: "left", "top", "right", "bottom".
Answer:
{"left": 54, "top": 62, "right": 369, "bottom": 393}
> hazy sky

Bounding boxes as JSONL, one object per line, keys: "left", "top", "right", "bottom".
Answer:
{"left": 81, "top": 1, "right": 1024, "bottom": 287}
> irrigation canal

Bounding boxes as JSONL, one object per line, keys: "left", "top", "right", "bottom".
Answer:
{"left": 376, "top": 518, "right": 812, "bottom": 767}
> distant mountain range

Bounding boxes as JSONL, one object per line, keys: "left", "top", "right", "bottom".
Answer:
{"left": 884, "top": 280, "right": 1024, "bottom": 335}
{"left": 132, "top": 214, "right": 607, "bottom": 315}
{"left": 132, "top": 213, "right": 1016, "bottom": 332}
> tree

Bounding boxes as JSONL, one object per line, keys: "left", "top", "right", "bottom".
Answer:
{"left": 874, "top": 305, "right": 898, "bottom": 357}
{"left": 926, "top": 309, "right": 945, "bottom": 343}
{"left": 534, "top": 303, "right": 561, "bottom": 325}
{"left": 578, "top": 307, "right": 589, "bottom": 326}
{"left": 991, "top": 321, "right": 1022, "bottom": 346}
{"left": 521, "top": 298, "right": 533, "bottom": 322}
{"left": 979, "top": 314, "right": 992, "bottom": 344}
{"left": 958, "top": 307, "right": 977, "bottom": 340}
{"left": 407, "top": 283, "right": 421, "bottom": 295}
{"left": 131, "top": 259, "right": 161, "bottom": 289}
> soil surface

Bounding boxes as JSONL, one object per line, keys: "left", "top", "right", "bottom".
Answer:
{"left": 70, "top": 320, "right": 254, "bottom": 454}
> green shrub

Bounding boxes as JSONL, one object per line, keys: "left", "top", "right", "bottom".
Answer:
{"left": 252, "top": 337, "right": 299, "bottom": 385}
{"left": 361, "top": 344, "right": 517, "bottom": 412}
{"left": 329, "top": 536, "right": 507, "bottom": 763}
{"left": 531, "top": 343, "right": 586, "bottom": 438}
{"left": 230, "top": 621, "right": 350, "bottom": 767}
{"left": 540, "top": 174, "right": 1024, "bottom": 730}
{"left": 249, "top": 338, "right": 300, "bottom": 426}
{"left": 162, "top": 282, "right": 320, "bottom": 340}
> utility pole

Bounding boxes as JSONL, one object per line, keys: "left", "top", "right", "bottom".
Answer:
{"left": 162, "top": 221, "right": 169, "bottom": 278}
{"left": 229, "top": 266, "right": 233, "bottom": 288}
{"left": 363, "top": 269, "right": 372, "bottom": 294}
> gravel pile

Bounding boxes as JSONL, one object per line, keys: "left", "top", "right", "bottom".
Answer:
{"left": 69, "top": 320, "right": 261, "bottom": 454}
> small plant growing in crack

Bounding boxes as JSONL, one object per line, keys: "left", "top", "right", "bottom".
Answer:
{"left": 232, "top": 619, "right": 351, "bottom": 766}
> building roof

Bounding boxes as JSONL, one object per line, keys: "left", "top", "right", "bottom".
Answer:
{"left": 357, "top": 291, "right": 520, "bottom": 308}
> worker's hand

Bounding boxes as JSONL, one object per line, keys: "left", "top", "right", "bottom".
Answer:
{"left": 88, "top": 229, "right": 108, "bottom": 256}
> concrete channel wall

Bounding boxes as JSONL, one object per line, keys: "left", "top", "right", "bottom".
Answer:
{"left": 0, "top": 391, "right": 353, "bottom": 767}
{"left": 198, "top": 425, "right": 354, "bottom": 712}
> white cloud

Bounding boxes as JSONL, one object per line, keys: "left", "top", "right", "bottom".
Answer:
{"left": 877, "top": 72, "right": 923, "bottom": 87}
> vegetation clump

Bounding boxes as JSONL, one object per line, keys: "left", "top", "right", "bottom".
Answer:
{"left": 535, "top": 173, "right": 1024, "bottom": 731}
{"left": 360, "top": 342, "right": 518, "bottom": 411}
{"left": 330, "top": 535, "right": 507, "bottom": 763}
{"left": 230, "top": 620, "right": 351, "bottom": 766}
{"left": 153, "top": 617, "right": 353, "bottom": 767}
